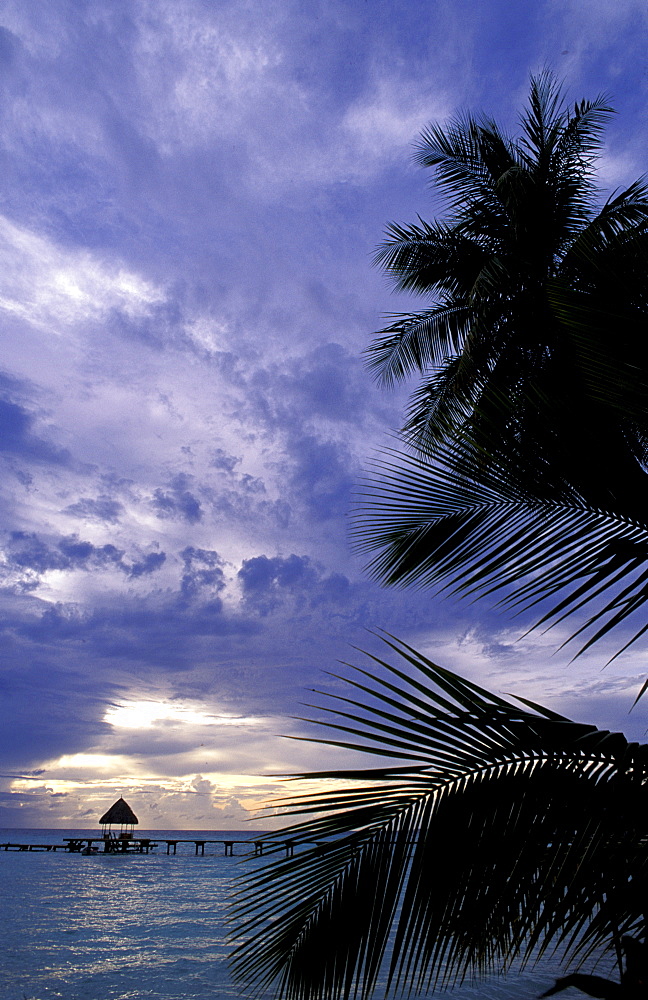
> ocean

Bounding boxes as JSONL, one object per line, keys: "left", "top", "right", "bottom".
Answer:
{"left": 0, "top": 828, "right": 575, "bottom": 1000}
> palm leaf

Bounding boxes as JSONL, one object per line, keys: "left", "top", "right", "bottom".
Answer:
{"left": 364, "top": 306, "right": 471, "bottom": 387}
{"left": 229, "top": 637, "right": 647, "bottom": 999}
{"left": 413, "top": 112, "right": 515, "bottom": 215}
{"left": 351, "top": 444, "right": 648, "bottom": 665}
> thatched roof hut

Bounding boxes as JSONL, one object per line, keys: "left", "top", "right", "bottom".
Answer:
{"left": 100, "top": 796, "right": 138, "bottom": 838}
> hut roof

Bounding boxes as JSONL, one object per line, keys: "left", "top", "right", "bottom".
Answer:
{"left": 99, "top": 797, "right": 139, "bottom": 825}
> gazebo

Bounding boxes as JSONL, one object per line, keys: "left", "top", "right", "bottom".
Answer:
{"left": 99, "top": 796, "right": 139, "bottom": 840}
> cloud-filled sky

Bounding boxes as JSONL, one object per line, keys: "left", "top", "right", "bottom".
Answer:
{"left": 0, "top": 0, "right": 647, "bottom": 830}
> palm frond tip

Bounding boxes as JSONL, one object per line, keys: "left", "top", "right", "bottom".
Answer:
{"left": 352, "top": 444, "right": 648, "bottom": 666}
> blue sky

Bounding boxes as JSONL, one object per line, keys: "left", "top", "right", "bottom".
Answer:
{"left": 0, "top": 0, "right": 647, "bottom": 829}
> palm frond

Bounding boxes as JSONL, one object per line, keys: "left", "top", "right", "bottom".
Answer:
{"left": 229, "top": 638, "right": 647, "bottom": 999}
{"left": 401, "top": 355, "right": 480, "bottom": 448}
{"left": 519, "top": 70, "right": 611, "bottom": 180}
{"left": 546, "top": 282, "right": 648, "bottom": 426}
{"left": 413, "top": 112, "right": 514, "bottom": 215}
{"left": 351, "top": 445, "right": 648, "bottom": 663}
{"left": 364, "top": 306, "right": 470, "bottom": 387}
{"left": 373, "top": 220, "right": 490, "bottom": 299}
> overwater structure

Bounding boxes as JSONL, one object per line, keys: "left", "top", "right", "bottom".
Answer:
{"left": 99, "top": 796, "right": 139, "bottom": 842}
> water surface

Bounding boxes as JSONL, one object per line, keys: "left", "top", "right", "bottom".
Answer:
{"left": 0, "top": 828, "right": 576, "bottom": 1000}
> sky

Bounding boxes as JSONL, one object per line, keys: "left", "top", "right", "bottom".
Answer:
{"left": 0, "top": 0, "right": 647, "bottom": 831}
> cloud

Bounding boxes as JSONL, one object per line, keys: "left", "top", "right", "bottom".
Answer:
{"left": 5, "top": 531, "right": 121, "bottom": 573}
{"left": 133, "top": 1, "right": 290, "bottom": 156}
{"left": 152, "top": 473, "right": 203, "bottom": 523}
{"left": 287, "top": 433, "right": 357, "bottom": 522}
{"left": 210, "top": 447, "right": 240, "bottom": 473}
{"left": 0, "top": 0, "right": 645, "bottom": 830}
{"left": 238, "top": 553, "right": 353, "bottom": 618}
{"left": 239, "top": 553, "right": 312, "bottom": 594}
{"left": 128, "top": 551, "right": 167, "bottom": 578}
{"left": 0, "top": 214, "right": 165, "bottom": 332}
{"left": 121, "top": 0, "right": 454, "bottom": 196}
{"left": 339, "top": 75, "right": 450, "bottom": 177}
{"left": 63, "top": 496, "right": 124, "bottom": 523}
{"left": 180, "top": 546, "right": 225, "bottom": 602}
{"left": 2, "top": 531, "right": 166, "bottom": 588}
{"left": 0, "top": 394, "right": 72, "bottom": 466}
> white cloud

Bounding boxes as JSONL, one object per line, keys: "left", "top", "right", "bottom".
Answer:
{"left": 245, "top": 74, "right": 450, "bottom": 193}
{"left": 131, "top": 3, "right": 449, "bottom": 191}
{"left": 0, "top": 215, "right": 165, "bottom": 332}
{"left": 414, "top": 624, "right": 648, "bottom": 742}
{"left": 104, "top": 698, "right": 263, "bottom": 730}
{"left": 597, "top": 149, "right": 646, "bottom": 191}
{"left": 341, "top": 78, "right": 449, "bottom": 173}
{"left": 133, "top": 1, "right": 295, "bottom": 154}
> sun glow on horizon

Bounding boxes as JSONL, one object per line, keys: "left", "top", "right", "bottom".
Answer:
{"left": 103, "top": 699, "right": 264, "bottom": 730}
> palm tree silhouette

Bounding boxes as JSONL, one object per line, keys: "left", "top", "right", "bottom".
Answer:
{"left": 229, "top": 637, "right": 647, "bottom": 999}
{"left": 230, "top": 77, "right": 648, "bottom": 999}
{"left": 367, "top": 70, "right": 648, "bottom": 508}
{"left": 355, "top": 73, "right": 648, "bottom": 671}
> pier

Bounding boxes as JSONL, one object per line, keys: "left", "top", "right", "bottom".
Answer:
{"left": 0, "top": 842, "right": 68, "bottom": 851}
{"left": 0, "top": 794, "right": 318, "bottom": 859}
{"left": 1, "top": 836, "right": 307, "bottom": 857}
{"left": 0, "top": 797, "right": 316, "bottom": 858}
{"left": 162, "top": 838, "right": 296, "bottom": 856}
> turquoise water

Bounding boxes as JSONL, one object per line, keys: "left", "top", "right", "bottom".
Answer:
{"left": 0, "top": 828, "right": 577, "bottom": 1000}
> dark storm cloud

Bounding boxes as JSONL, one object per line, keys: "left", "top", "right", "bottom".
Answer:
{"left": 230, "top": 343, "right": 379, "bottom": 528}
{"left": 238, "top": 553, "right": 322, "bottom": 615}
{"left": 0, "top": 633, "right": 121, "bottom": 768}
{"left": 63, "top": 496, "right": 125, "bottom": 523}
{"left": 287, "top": 433, "right": 357, "bottom": 522}
{"left": 0, "top": 25, "right": 19, "bottom": 71}
{"left": 210, "top": 448, "right": 240, "bottom": 473}
{"left": 290, "top": 343, "right": 379, "bottom": 421}
{"left": 207, "top": 487, "right": 291, "bottom": 527}
{"left": 0, "top": 540, "right": 453, "bottom": 772}
{"left": 238, "top": 555, "right": 356, "bottom": 640}
{"left": 239, "top": 554, "right": 316, "bottom": 594}
{"left": 239, "top": 553, "right": 361, "bottom": 621}
{"left": 128, "top": 551, "right": 167, "bottom": 578}
{"left": 239, "top": 553, "right": 350, "bottom": 604}
{"left": 244, "top": 344, "right": 383, "bottom": 434}
{"left": 3, "top": 531, "right": 165, "bottom": 584}
{"left": 180, "top": 546, "right": 226, "bottom": 602}
{"left": 0, "top": 396, "right": 72, "bottom": 467}
{"left": 6, "top": 531, "right": 122, "bottom": 574}
{"left": 57, "top": 536, "right": 121, "bottom": 566}
{"left": 152, "top": 474, "right": 203, "bottom": 523}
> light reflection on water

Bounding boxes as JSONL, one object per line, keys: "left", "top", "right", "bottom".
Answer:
{"left": 0, "top": 829, "right": 574, "bottom": 1000}
{"left": 1, "top": 828, "right": 248, "bottom": 1000}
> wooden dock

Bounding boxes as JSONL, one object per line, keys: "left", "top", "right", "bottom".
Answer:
{"left": 0, "top": 836, "right": 304, "bottom": 856}
{"left": 161, "top": 838, "right": 296, "bottom": 856}
{"left": 0, "top": 842, "right": 68, "bottom": 851}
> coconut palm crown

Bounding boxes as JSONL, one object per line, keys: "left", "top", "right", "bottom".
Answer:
{"left": 367, "top": 70, "right": 648, "bottom": 507}
{"left": 356, "top": 73, "right": 648, "bottom": 668}
{"left": 229, "top": 637, "right": 647, "bottom": 1000}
